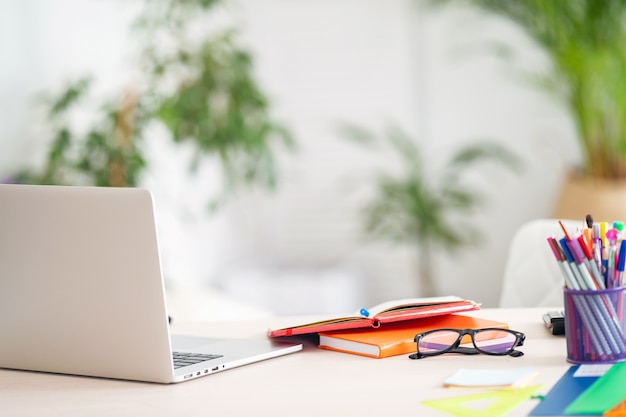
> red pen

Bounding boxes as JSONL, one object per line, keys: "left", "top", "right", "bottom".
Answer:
{"left": 577, "top": 235, "right": 604, "bottom": 287}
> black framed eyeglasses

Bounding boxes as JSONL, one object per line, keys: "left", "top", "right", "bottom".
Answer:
{"left": 409, "top": 328, "right": 526, "bottom": 360}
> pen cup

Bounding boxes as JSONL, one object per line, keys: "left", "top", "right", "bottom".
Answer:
{"left": 563, "top": 286, "right": 626, "bottom": 364}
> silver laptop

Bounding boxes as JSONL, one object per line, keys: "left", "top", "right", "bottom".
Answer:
{"left": 0, "top": 184, "right": 301, "bottom": 383}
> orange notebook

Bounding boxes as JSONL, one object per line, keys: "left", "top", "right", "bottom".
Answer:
{"left": 317, "top": 314, "right": 508, "bottom": 358}
{"left": 268, "top": 296, "right": 480, "bottom": 337}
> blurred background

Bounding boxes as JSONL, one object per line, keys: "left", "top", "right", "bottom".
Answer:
{"left": 0, "top": 0, "right": 588, "bottom": 317}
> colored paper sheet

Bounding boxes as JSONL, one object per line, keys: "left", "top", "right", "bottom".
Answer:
{"left": 529, "top": 365, "right": 599, "bottom": 416}
{"left": 604, "top": 399, "right": 626, "bottom": 417}
{"left": 565, "top": 362, "right": 626, "bottom": 415}
{"left": 422, "top": 385, "right": 541, "bottom": 417}
{"left": 443, "top": 367, "right": 537, "bottom": 389}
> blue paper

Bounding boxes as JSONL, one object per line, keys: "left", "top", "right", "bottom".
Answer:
{"left": 529, "top": 365, "right": 599, "bottom": 416}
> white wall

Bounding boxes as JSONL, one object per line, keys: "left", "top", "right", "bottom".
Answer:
{"left": 0, "top": 0, "right": 579, "bottom": 313}
{"left": 415, "top": 5, "right": 579, "bottom": 303}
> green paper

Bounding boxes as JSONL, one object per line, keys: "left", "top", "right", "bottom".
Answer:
{"left": 422, "top": 385, "right": 541, "bottom": 417}
{"left": 565, "top": 362, "right": 626, "bottom": 415}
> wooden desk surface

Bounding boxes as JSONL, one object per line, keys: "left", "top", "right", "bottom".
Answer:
{"left": 0, "top": 308, "right": 568, "bottom": 416}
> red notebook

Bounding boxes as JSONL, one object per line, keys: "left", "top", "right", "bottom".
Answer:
{"left": 267, "top": 296, "right": 480, "bottom": 337}
{"left": 318, "top": 314, "right": 509, "bottom": 358}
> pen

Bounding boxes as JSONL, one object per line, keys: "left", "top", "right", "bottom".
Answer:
{"left": 606, "top": 229, "right": 619, "bottom": 288}
{"left": 576, "top": 235, "right": 604, "bottom": 287}
{"left": 559, "top": 220, "right": 572, "bottom": 241}
{"left": 593, "top": 237, "right": 603, "bottom": 274}
{"left": 602, "top": 248, "right": 609, "bottom": 285}
{"left": 559, "top": 238, "right": 587, "bottom": 291}
{"left": 601, "top": 222, "right": 608, "bottom": 249}
{"left": 584, "top": 213, "right": 593, "bottom": 245}
{"left": 567, "top": 238, "right": 602, "bottom": 289}
{"left": 617, "top": 240, "right": 626, "bottom": 288}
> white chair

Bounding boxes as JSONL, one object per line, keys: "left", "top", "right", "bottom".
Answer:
{"left": 498, "top": 218, "right": 583, "bottom": 308}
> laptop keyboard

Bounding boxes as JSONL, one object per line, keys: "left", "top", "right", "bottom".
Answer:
{"left": 172, "top": 352, "right": 223, "bottom": 369}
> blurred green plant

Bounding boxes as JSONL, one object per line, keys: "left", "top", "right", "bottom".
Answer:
{"left": 430, "top": 0, "right": 626, "bottom": 180}
{"left": 15, "top": 78, "right": 149, "bottom": 188}
{"left": 15, "top": 0, "right": 292, "bottom": 206}
{"left": 341, "top": 125, "right": 521, "bottom": 296}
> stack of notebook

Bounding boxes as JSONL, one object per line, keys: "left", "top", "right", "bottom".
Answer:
{"left": 267, "top": 295, "right": 508, "bottom": 358}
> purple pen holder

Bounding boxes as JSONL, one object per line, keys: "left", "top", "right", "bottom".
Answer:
{"left": 564, "top": 286, "right": 626, "bottom": 364}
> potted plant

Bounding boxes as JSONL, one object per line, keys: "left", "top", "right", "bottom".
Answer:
{"left": 430, "top": 0, "right": 626, "bottom": 222}
{"left": 341, "top": 124, "right": 520, "bottom": 296}
{"left": 13, "top": 0, "right": 292, "bottom": 208}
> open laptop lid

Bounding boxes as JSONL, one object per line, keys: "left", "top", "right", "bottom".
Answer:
{"left": 0, "top": 184, "right": 176, "bottom": 383}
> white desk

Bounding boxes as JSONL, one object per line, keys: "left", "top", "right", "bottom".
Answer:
{"left": 0, "top": 308, "right": 569, "bottom": 416}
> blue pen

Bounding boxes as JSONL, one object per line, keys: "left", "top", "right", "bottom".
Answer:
{"left": 602, "top": 249, "right": 609, "bottom": 285}
{"left": 617, "top": 240, "right": 626, "bottom": 288}
{"left": 560, "top": 238, "right": 585, "bottom": 286}
{"left": 359, "top": 308, "right": 370, "bottom": 317}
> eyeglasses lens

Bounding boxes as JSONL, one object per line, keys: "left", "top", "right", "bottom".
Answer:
{"left": 418, "top": 329, "right": 518, "bottom": 355}
{"left": 473, "top": 329, "right": 517, "bottom": 354}
{"left": 418, "top": 330, "right": 462, "bottom": 354}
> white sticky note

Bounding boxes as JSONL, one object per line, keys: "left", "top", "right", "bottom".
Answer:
{"left": 443, "top": 367, "right": 537, "bottom": 388}
{"left": 573, "top": 364, "right": 613, "bottom": 377}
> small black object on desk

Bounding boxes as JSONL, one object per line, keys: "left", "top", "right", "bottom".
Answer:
{"left": 543, "top": 310, "right": 565, "bottom": 335}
